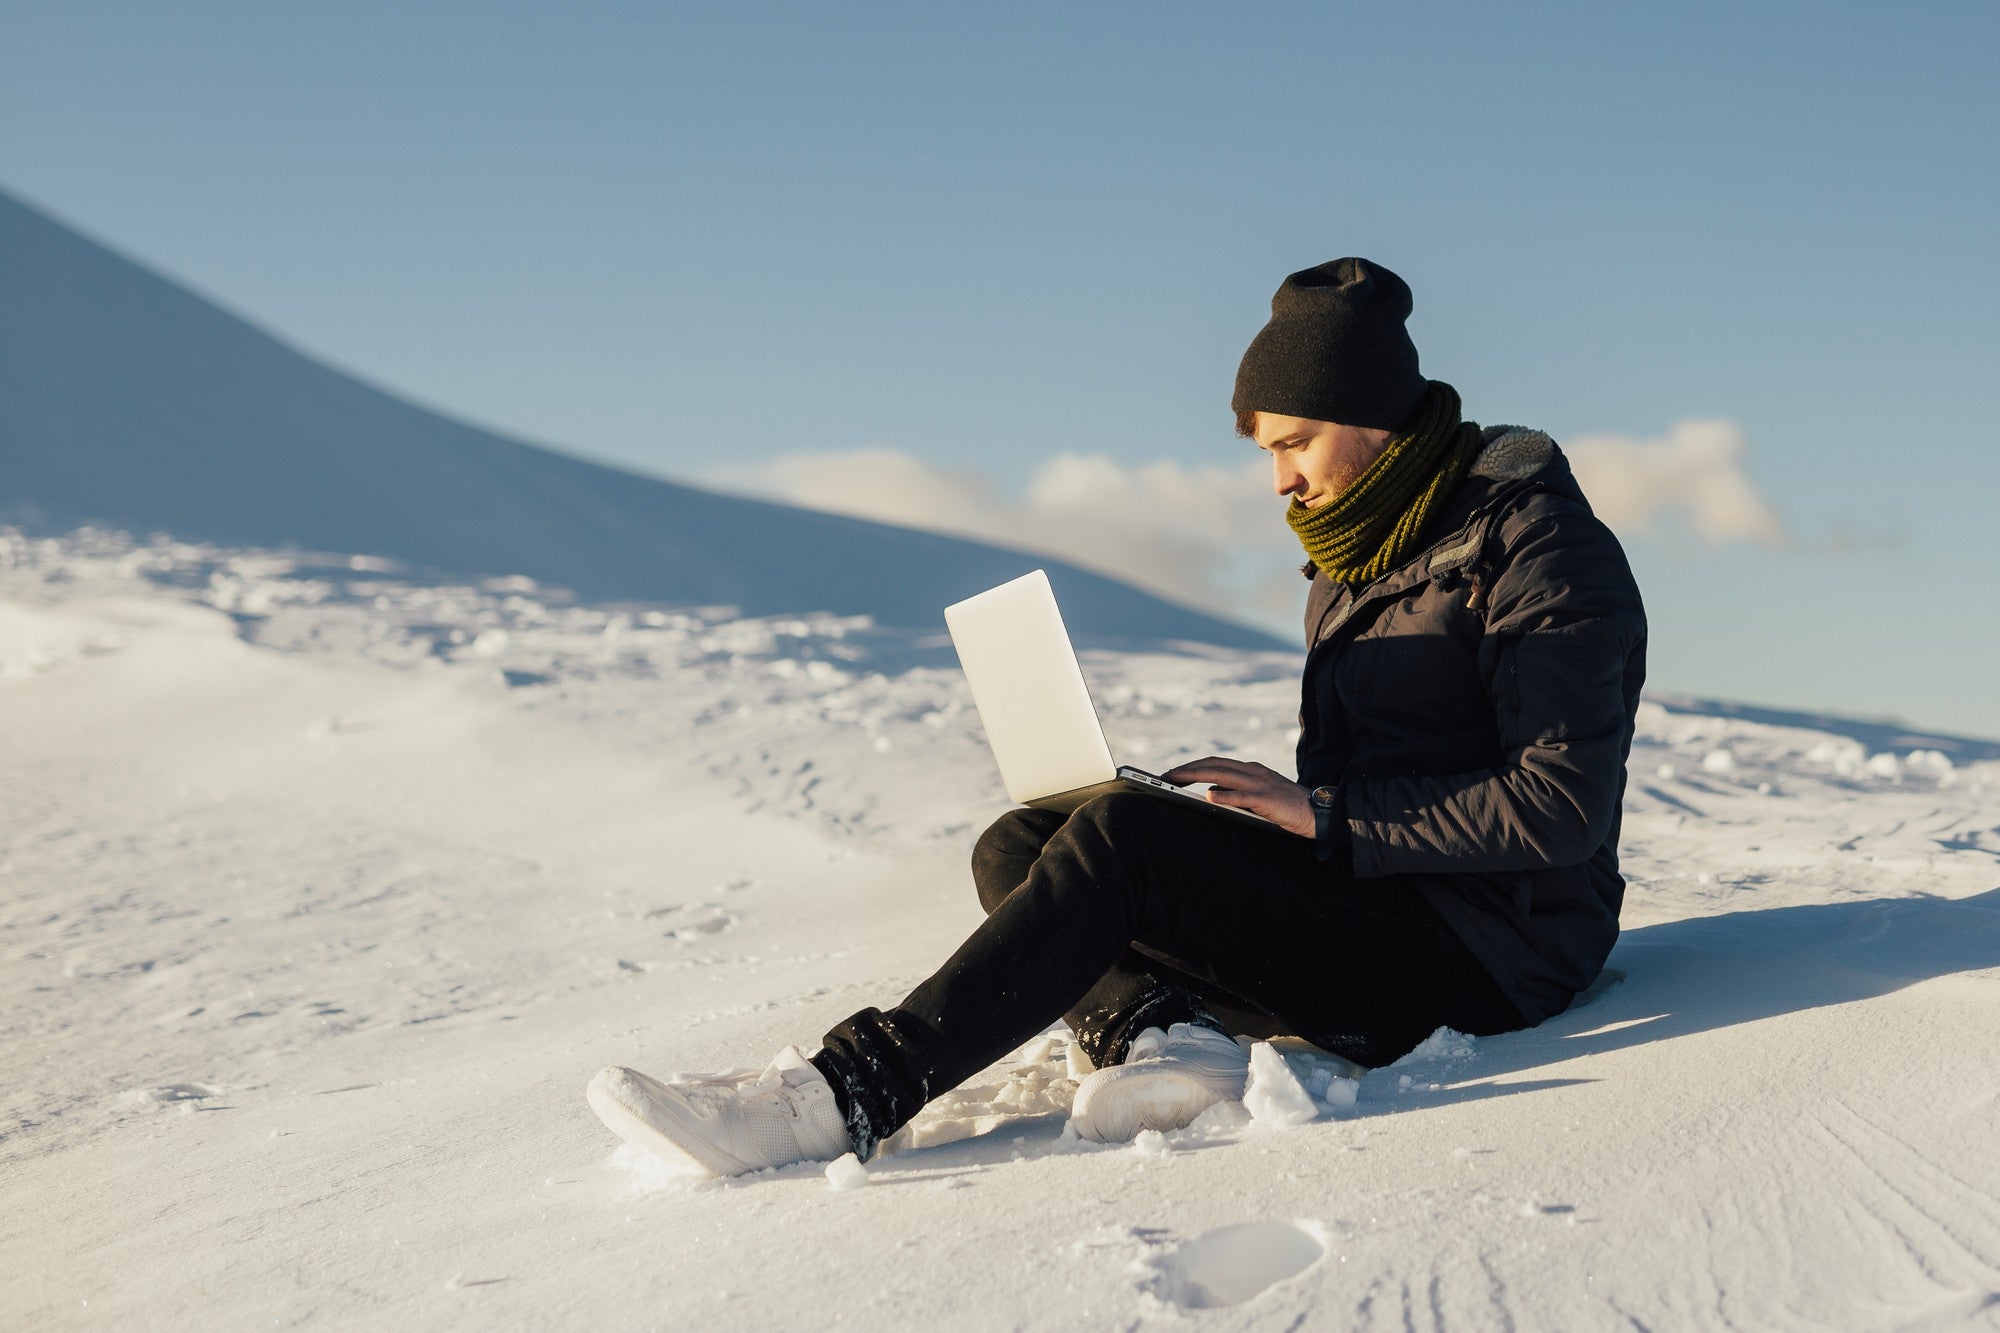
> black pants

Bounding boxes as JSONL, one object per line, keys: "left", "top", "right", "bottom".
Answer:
{"left": 811, "top": 792, "right": 1525, "bottom": 1158}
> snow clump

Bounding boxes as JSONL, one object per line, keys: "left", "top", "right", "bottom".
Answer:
{"left": 1243, "top": 1041, "right": 1319, "bottom": 1126}
{"left": 1393, "top": 1028, "right": 1476, "bottom": 1064}
{"left": 1904, "top": 749, "right": 1956, "bottom": 786}
{"left": 1285, "top": 1056, "right": 1361, "bottom": 1113}
{"left": 1321, "top": 1079, "right": 1359, "bottom": 1111}
{"left": 1806, "top": 738, "right": 1868, "bottom": 777}
{"left": 824, "top": 1153, "right": 869, "bottom": 1190}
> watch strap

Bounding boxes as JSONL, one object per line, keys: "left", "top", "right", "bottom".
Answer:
{"left": 1312, "top": 784, "right": 1348, "bottom": 863}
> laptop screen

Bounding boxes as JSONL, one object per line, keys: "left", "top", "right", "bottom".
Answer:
{"left": 943, "top": 570, "right": 1117, "bottom": 804}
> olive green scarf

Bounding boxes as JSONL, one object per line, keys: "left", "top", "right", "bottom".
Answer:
{"left": 1286, "top": 380, "right": 1482, "bottom": 585}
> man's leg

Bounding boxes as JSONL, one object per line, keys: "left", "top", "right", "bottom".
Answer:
{"left": 966, "top": 807, "right": 1281, "bottom": 1068}
{"left": 588, "top": 790, "right": 1522, "bottom": 1173}
{"left": 812, "top": 790, "right": 1519, "bottom": 1158}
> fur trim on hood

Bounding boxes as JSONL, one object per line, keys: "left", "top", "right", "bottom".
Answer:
{"left": 1470, "top": 426, "right": 1556, "bottom": 482}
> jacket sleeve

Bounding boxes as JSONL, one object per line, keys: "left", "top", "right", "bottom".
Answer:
{"left": 1345, "top": 495, "right": 1646, "bottom": 877}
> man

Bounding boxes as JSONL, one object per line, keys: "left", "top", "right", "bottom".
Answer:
{"left": 585, "top": 258, "right": 1648, "bottom": 1176}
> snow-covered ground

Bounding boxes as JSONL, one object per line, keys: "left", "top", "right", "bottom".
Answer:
{"left": 4, "top": 529, "right": 1998, "bottom": 1331}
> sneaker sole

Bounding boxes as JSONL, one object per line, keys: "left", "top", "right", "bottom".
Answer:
{"left": 1071, "top": 1069, "right": 1238, "bottom": 1143}
{"left": 585, "top": 1066, "right": 749, "bottom": 1177}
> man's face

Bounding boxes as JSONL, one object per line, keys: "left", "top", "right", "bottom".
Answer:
{"left": 1249, "top": 412, "right": 1395, "bottom": 509}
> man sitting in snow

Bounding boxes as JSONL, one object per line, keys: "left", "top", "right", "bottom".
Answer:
{"left": 586, "top": 258, "right": 1648, "bottom": 1175}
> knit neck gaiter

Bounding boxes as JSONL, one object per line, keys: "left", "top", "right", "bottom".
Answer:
{"left": 1285, "top": 380, "right": 1483, "bottom": 585}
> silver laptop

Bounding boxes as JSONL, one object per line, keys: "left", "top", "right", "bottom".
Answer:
{"left": 943, "top": 570, "right": 1281, "bottom": 832}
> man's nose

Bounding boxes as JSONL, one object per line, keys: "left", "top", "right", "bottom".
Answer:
{"left": 1272, "top": 459, "right": 1303, "bottom": 497}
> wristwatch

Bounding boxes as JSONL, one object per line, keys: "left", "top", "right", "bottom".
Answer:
{"left": 1309, "top": 784, "right": 1340, "bottom": 862}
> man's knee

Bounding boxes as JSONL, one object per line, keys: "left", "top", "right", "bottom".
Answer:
{"left": 970, "top": 796, "right": 1180, "bottom": 916}
{"left": 970, "top": 807, "right": 1060, "bottom": 915}
{"left": 1071, "top": 790, "right": 1178, "bottom": 849}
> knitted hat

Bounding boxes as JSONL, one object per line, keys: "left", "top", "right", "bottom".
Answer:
{"left": 1232, "top": 257, "right": 1427, "bottom": 431}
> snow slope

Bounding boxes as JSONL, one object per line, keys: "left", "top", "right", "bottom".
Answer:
{"left": 0, "top": 187, "right": 1279, "bottom": 649}
{"left": 4, "top": 529, "right": 1999, "bottom": 1331}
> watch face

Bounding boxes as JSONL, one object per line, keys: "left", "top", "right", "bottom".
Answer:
{"left": 1310, "top": 785, "right": 1336, "bottom": 809}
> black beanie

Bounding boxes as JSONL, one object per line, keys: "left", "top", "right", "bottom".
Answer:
{"left": 1232, "top": 257, "right": 1427, "bottom": 431}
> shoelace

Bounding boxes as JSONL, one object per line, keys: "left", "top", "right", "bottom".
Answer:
{"left": 671, "top": 1066, "right": 771, "bottom": 1107}
{"left": 674, "top": 1064, "right": 809, "bottom": 1116}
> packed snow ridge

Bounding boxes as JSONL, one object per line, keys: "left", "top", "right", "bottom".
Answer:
{"left": 4, "top": 526, "right": 1999, "bottom": 1331}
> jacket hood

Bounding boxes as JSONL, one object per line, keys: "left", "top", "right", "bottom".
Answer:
{"left": 1461, "top": 424, "right": 1588, "bottom": 516}
{"left": 1470, "top": 425, "right": 1556, "bottom": 482}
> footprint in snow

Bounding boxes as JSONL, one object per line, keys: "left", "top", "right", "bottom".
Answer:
{"left": 1144, "top": 1220, "right": 1326, "bottom": 1310}
{"left": 652, "top": 904, "right": 737, "bottom": 941}
{"left": 115, "top": 1084, "right": 222, "bottom": 1112}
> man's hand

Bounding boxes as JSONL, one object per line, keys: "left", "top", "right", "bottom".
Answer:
{"left": 1159, "top": 757, "right": 1315, "bottom": 840}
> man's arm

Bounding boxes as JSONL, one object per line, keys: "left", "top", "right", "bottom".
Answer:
{"left": 1346, "top": 497, "right": 1646, "bottom": 877}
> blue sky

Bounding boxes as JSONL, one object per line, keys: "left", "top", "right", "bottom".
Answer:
{"left": 4, "top": 3, "right": 1997, "bottom": 735}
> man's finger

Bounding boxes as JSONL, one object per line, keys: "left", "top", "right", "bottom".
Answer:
{"left": 1162, "top": 756, "right": 1254, "bottom": 784}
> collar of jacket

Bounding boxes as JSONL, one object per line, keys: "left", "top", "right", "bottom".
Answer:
{"left": 1304, "top": 425, "right": 1561, "bottom": 652}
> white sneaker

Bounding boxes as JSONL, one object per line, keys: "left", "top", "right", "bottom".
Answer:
{"left": 1068, "top": 1022, "right": 1249, "bottom": 1143}
{"left": 586, "top": 1045, "right": 852, "bottom": 1177}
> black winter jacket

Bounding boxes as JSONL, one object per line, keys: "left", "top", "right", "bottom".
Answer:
{"left": 1297, "top": 426, "right": 1647, "bottom": 1023}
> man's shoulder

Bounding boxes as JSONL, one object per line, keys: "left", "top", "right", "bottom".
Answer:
{"left": 1463, "top": 428, "right": 1639, "bottom": 590}
{"left": 1479, "top": 441, "right": 1645, "bottom": 619}
{"left": 1465, "top": 428, "right": 1601, "bottom": 535}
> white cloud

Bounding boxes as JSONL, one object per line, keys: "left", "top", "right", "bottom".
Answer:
{"left": 709, "top": 447, "right": 1308, "bottom": 626}
{"left": 1565, "top": 419, "right": 1786, "bottom": 546}
{"left": 712, "top": 419, "right": 1784, "bottom": 634}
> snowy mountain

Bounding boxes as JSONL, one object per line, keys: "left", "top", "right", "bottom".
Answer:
{"left": 5, "top": 529, "right": 1999, "bottom": 1329}
{"left": 0, "top": 188, "right": 1280, "bottom": 649}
